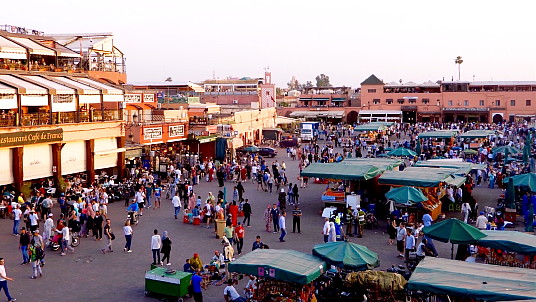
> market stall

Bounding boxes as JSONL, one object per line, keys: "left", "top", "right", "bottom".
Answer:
{"left": 477, "top": 230, "right": 536, "bottom": 268}
{"left": 228, "top": 249, "right": 327, "bottom": 302}
{"left": 353, "top": 123, "right": 388, "bottom": 143}
{"left": 407, "top": 257, "right": 536, "bottom": 301}
{"left": 459, "top": 129, "right": 495, "bottom": 149}
{"left": 312, "top": 241, "right": 380, "bottom": 271}
{"left": 417, "top": 130, "right": 458, "bottom": 148}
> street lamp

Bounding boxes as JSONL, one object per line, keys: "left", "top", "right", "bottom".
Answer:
{"left": 165, "top": 77, "right": 172, "bottom": 104}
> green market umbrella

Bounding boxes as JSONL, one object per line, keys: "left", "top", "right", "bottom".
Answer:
{"left": 422, "top": 218, "right": 487, "bottom": 259}
{"left": 387, "top": 147, "right": 417, "bottom": 158}
{"left": 463, "top": 149, "right": 478, "bottom": 155}
{"left": 243, "top": 146, "right": 259, "bottom": 153}
{"left": 492, "top": 145, "right": 521, "bottom": 155}
{"left": 312, "top": 241, "right": 379, "bottom": 271}
{"left": 503, "top": 173, "right": 536, "bottom": 192}
{"left": 385, "top": 186, "right": 428, "bottom": 205}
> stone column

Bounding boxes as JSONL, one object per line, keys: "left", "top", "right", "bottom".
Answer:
{"left": 86, "top": 139, "right": 95, "bottom": 187}
{"left": 51, "top": 143, "right": 62, "bottom": 187}
{"left": 12, "top": 147, "right": 23, "bottom": 193}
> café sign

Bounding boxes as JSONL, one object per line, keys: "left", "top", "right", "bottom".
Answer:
{"left": 168, "top": 125, "right": 185, "bottom": 138}
{"left": 0, "top": 129, "right": 63, "bottom": 148}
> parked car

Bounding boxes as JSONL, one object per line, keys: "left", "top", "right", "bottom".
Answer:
{"left": 258, "top": 147, "right": 277, "bottom": 158}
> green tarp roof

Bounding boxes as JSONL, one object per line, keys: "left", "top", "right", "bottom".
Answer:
{"left": 459, "top": 130, "right": 496, "bottom": 138}
{"left": 414, "top": 160, "right": 486, "bottom": 171}
{"left": 227, "top": 249, "right": 326, "bottom": 284}
{"left": 301, "top": 163, "right": 381, "bottom": 180}
{"left": 379, "top": 167, "right": 467, "bottom": 187}
{"left": 354, "top": 124, "right": 387, "bottom": 132}
{"left": 343, "top": 158, "right": 403, "bottom": 170}
{"left": 312, "top": 241, "right": 380, "bottom": 270}
{"left": 478, "top": 231, "right": 536, "bottom": 255}
{"left": 408, "top": 257, "right": 536, "bottom": 301}
{"left": 418, "top": 130, "right": 457, "bottom": 139}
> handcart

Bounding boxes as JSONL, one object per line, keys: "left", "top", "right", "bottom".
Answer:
{"left": 145, "top": 267, "right": 192, "bottom": 301}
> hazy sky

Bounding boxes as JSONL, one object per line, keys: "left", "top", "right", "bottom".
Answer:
{"left": 8, "top": 0, "right": 536, "bottom": 87}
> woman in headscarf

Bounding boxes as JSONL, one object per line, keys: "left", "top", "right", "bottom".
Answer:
{"left": 328, "top": 222, "right": 336, "bottom": 242}
{"left": 189, "top": 253, "right": 203, "bottom": 271}
{"left": 264, "top": 204, "right": 272, "bottom": 232}
{"left": 160, "top": 231, "right": 172, "bottom": 266}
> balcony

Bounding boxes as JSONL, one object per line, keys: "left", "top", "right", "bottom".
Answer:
{"left": 0, "top": 109, "right": 122, "bottom": 128}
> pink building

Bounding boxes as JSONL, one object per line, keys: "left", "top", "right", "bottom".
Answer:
{"left": 360, "top": 74, "right": 536, "bottom": 123}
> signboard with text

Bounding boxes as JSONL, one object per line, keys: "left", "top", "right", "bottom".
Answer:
{"left": 143, "top": 127, "right": 163, "bottom": 140}
{"left": 168, "top": 125, "right": 185, "bottom": 138}
{"left": 0, "top": 129, "right": 63, "bottom": 148}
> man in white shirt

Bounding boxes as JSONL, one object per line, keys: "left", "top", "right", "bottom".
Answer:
{"left": 278, "top": 211, "right": 286, "bottom": 242}
{"left": 135, "top": 188, "right": 145, "bottom": 216}
{"left": 12, "top": 205, "right": 22, "bottom": 236}
{"left": 322, "top": 217, "right": 330, "bottom": 243}
{"left": 151, "top": 229, "right": 162, "bottom": 265}
{"left": 461, "top": 202, "right": 471, "bottom": 223}
{"left": 223, "top": 279, "right": 246, "bottom": 302}
{"left": 28, "top": 211, "right": 39, "bottom": 233}
{"left": 0, "top": 258, "right": 16, "bottom": 302}
{"left": 59, "top": 226, "right": 74, "bottom": 255}
{"left": 172, "top": 192, "right": 182, "bottom": 219}
{"left": 475, "top": 212, "right": 488, "bottom": 230}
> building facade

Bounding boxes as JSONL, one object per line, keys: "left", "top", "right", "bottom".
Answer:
{"left": 360, "top": 74, "right": 536, "bottom": 123}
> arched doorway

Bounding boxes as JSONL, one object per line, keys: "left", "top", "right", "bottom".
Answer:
{"left": 346, "top": 111, "right": 358, "bottom": 124}
{"left": 492, "top": 113, "right": 503, "bottom": 124}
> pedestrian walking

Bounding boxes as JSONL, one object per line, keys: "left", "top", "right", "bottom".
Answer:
{"left": 292, "top": 205, "right": 302, "bottom": 233}
{"left": 263, "top": 204, "right": 272, "bottom": 232}
{"left": 0, "top": 258, "right": 16, "bottom": 302}
{"left": 322, "top": 218, "right": 330, "bottom": 243}
{"left": 405, "top": 229, "right": 416, "bottom": 261}
{"left": 123, "top": 220, "right": 133, "bottom": 252}
{"left": 12, "top": 205, "right": 21, "bottom": 236}
{"left": 101, "top": 219, "right": 114, "bottom": 254}
{"left": 278, "top": 211, "right": 286, "bottom": 242}
{"left": 172, "top": 192, "right": 182, "bottom": 219}
{"left": 28, "top": 239, "right": 42, "bottom": 279}
{"left": 242, "top": 199, "right": 252, "bottom": 227}
{"left": 396, "top": 222, "right": 407, "bottom": 258}
{"left": 151, "top": 229, "right": 162, "bottom": 265}
{"left": 270, "top": 204, "right": 280, "bottom": 233}
{"left": 19, "top": 227, "right": 30, "bottom": 264}
{"left": 43, "top": 214, "right": 54, "bottom": 246}
{"left": 461, "top": 201, "right": 471, "bottom": 223}
{"left": 235, "top": 222, "right": 245, "bottom": 255}
{"left": 161, "top": 231, "right": 172, "bottom": 266}
{"left": 59, "top": 224, "right": 75, "bottom": 255}
{"left": 93, "top": 211, "right": 104, "bottom": 241}
{"left": 190, "top": 269, "right": 203, "bottom": 302}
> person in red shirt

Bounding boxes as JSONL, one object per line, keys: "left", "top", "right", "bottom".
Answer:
{"left": 235, "top": 222, "right": 245, "bottom": 255}
{"left": 229, "top": 201, "right": 238, "bottom": 227}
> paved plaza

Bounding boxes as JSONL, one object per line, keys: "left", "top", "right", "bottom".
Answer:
{"left": 0, "top": 147, "right": 512, "bottom": 301}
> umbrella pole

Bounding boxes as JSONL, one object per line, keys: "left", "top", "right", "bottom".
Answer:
{"left": 451, "top": 243, "right": 454, "bottom": 260}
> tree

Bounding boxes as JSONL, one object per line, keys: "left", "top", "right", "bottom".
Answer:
{"left": 454, "top": 56, "right": 463, "bottom": 81}
{"left": 315, "top": 74, "right": 332, "bottom": 87}
{"left": 287, "top": 78, "right": 300, "bottom": 90}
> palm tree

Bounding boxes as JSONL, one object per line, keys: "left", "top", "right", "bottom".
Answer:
{"left": 454, "top": 56, "right": 463, "bottom": 80}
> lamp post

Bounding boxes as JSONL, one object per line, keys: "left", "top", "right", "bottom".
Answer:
{"left": 165, "top": 77, "right": 172, "bottom": 104}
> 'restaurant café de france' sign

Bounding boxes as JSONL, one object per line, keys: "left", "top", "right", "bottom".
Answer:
{"left": 0, "top": 129, "right": 63, "bottom": 148}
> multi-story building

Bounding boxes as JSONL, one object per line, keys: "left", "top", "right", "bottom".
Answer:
{"left": 201, "top": 72, "right": 276, "bottom": 108}
{"left": 0, "top": 26, "right": 126, "bottom": 191}
{"left": 360, "top": 74, "right": 536, "bottom": 123}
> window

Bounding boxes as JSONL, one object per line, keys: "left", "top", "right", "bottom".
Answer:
{"left": 448, "top": 100, "right": 453, "bottom": 106}
{"left": 464, "top": 100, "right": 469, "bottom": 106}
{"left": 527, "top": 100, "right": 532, "bottom": 106}
{"left": 373, "top": 99, "right": 380, "bottom": 104}
{"left": 510, "top": 99, "right": 516, "bottom": 106}
{"left": 397, "top": 99, "right": 404, "bottom": 104}
{"left": 496, "top": 100, "right": 501, "bottom": 106}
{"left": 367, "top": 89, "right": 376, "bottom": 93}
{"left": 479, "top": 100, "right": 485, "bottom": 106}
{"left": 386, "top": 99, "right": 393, "bottom": 104}
{"left": 266, "top": 91, "right": 270, "bottom": 95}
{"left": 408, "top": 99, "right": 416, "bottom": 104}
{"left": 422, "top": 98, "right": 430, "bottom": 104}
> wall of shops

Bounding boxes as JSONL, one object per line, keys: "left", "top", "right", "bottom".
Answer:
{"left": 0, "top": 121, "right": 124, "bottom": 190}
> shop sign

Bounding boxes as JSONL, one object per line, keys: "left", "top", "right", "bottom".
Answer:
{"left": 0, "top": 128, "right": 63, "bottom": 148}
{"left": 125, "top": 94, "right": 142, "bottom": 103}
{"left": 143, "top": 127, "right": 162, "bottom": 140}
{"left": 143, "top": 94, "right": 155, "bottom": 102}
{"left": 168, "top": 125, "right": 185, "bottom": 137}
